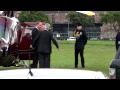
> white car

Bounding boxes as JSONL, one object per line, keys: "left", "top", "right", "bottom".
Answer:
{"left": 67, "top": 37, "right": 76, "bottom": 41}
{"left": 0, "top": 69, "right": 107, "bottom": 79}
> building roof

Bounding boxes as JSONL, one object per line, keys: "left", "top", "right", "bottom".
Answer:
{"left": 22, "top": 22, "right": 46, "bottom": 27}
{"left": 45, "top": 11, "right": 69, "bottom": 13}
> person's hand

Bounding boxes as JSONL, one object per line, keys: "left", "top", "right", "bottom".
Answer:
{"left": 58, "top": 48, "right": 60, "bottom": 54}
{"left": 30, "top": 45, "right": 34, "bottom": 49}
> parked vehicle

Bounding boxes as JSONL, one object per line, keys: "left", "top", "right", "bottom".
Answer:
{"left": 67, "top": 37, "right": 76, "bottom": 41}
{"left": 0, "top": 69, "right": 107, "bottom": 79}
{"left": 90, "top": 37, "right": 99, "bottom": 40}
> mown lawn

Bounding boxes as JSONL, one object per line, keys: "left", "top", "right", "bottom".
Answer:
{"left": 51, "top": 40, "right": 116, "bottom": 76}
{"left": 0, "top": 40, "right": 116, "bottom": 76}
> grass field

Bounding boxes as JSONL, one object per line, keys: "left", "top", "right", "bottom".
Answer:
{"left": 0, "top": 40, "right": 116, "bottom": 76}
{"left": 51, "top": 40, "right": 116, "bottom": 76}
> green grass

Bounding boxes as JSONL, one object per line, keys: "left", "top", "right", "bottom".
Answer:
{"left": 51, "top": 40, "right": 116, "bottom": 76}
{"left": 0, "top": 40, "right": 116, "bottom": 76}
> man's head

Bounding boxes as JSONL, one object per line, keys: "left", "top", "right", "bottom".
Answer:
{"left": 46, "top": 23, "right": 51, "bottom": 30}
{"left": 44, "top": 24, "right": 47, "bottom": 30}
{"left": 76, "top": 23, "right": 83, "bottom": 30}
{"left": 40, "top": 22, "right": 46, "bottom": 31}
{"left": 36, "top": 22, "right": 43, "bottom": 30}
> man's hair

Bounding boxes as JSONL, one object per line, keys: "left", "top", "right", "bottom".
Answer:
{"left": 44, "top": 24, "right": 47, "bottom": 30}
{"left": 35, "top": 22, "right": 41, "bottom": 26}
{"left": 36, "top": 22, "right": 46, "bottom": 25}
{"left": 76, "top": 23, "right": 83, "bottom": 26}
{"left": 45, "top": 23, "right": 51, "bottom": 30}
{"left": 36, "top": 22, "right": 40, "bottom": 25}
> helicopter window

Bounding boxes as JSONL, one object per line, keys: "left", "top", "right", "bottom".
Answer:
{"left": 0, "top": 22, "right": 4, "bottom": 40}
{"left": 11, "top": 25, "right": 19, "bottom": 44}
{"left": 4, "top": 25, "right": 9, "bottom": 43}
{"left": 23, "top": 27, "right": 33, "bottom": 39}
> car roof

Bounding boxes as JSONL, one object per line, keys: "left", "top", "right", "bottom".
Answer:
{"left": 0, "top": 69, "right": 107, "bottom": 79}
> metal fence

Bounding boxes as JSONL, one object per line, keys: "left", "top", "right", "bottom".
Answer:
{"left": 53, "top": 31, "right": 117, "bottom": 40}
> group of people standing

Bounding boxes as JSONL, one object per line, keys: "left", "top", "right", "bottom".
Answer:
{"left": 31, "top": 22, "right": 88, "bottom": 68}
{"left": 31, "top": 21, "right": 120, "bottom": 79}
{"left": 31, "top": 22, "right": 59, "bottom": 68}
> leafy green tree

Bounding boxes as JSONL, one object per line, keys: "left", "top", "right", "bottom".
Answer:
{"left": 100, "top": 11, "right": 120, "bottom": 32}
{"left": 67, "top": 11, "right": 94, "bottom": 26}
{"left": 18, "top": 11, "right": 51, "bottom": 24}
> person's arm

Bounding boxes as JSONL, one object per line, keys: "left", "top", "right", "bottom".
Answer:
{"left": 73, "top": 30, "right": 76, "bottom": 37}
{"left": 32, "top": 29, "right": 39, "bottom": 48}
{"left": 116, "top": 33, "right": 118, "bottom": 51}
{"left": 109, "top": 68, "right": 116, "bottom": 79}
{"left": 73, "top": 29, "right": 79, "bottom": 38}
{"left": 32, "top": 29, "right": 35, "bottom": 48}
{"left": 83, "top": 31, "right": 88, "bottom": 45}
{"left": 50, "top": 33, "right": 59, "bottom": 49}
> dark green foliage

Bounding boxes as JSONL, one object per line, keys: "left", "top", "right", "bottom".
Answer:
{"left": 18, "top": 11, "right": 51, "bottom": 24}
{"left": 100, "top": 11, "right": 120, "bottom": 32}
{"left": 67, "top": 11, "right": 94, "bottom": 26}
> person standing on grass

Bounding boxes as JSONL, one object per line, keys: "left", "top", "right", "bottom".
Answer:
{"left": 31, "top": 22, "right": 43, "bottom": 68}
{"left": 73, "top": 23, "right": 88, "bottom": 68}
{"left": 34, "top": 23, "right": 59, "bottom": 68}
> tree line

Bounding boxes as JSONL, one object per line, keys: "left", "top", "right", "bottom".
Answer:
{"left": 18, "top": 11, "right": 120, "bottom": 32}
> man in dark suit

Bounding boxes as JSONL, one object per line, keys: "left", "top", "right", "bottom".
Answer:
{"left": 109, "top": 40, "right": 120, "bottom": 79}
{"left": 73, "top": 23, "right": 88, "bottom": 68}
{"left": 116, "top": 31, "right": 120, "bottom": 51}
{"left": 31, "top": 22, "right": 43, "bottom": 68}
{"left": 35, "top": 23, "right": 59, "bottom": 68}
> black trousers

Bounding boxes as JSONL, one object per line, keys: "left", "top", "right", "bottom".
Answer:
{"left": 75, "top": 49, "right": 85, "bottom": 67}
{"left": 38, "top": 53, "right": 50, "bottom": 68}
{"left": 31, "top": 52, "right": 39, "bottom": 68}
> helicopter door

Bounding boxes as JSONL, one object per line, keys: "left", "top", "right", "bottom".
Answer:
{"left": 18, "top": 27, "right": 34, "bottom": 60}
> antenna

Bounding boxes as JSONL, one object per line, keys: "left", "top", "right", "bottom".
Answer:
{"left": 28, "top": 53, "right": 33, "bottom": 77}
{"left": 28, "top": 61, "right": 33, "bottom": 76}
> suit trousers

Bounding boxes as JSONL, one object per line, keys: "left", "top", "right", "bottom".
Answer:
{"left": 31, "top": 52, "right": 39, "bottom": 68}
{"left": 75, "top": 49, "right": 85, "bottom": 67}
{"left": 38, "top": 53, "right": 50, "bottom": 68}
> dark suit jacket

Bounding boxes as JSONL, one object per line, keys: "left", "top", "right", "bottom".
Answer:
{"left": 116, "top": 32, "right": 120, "bottom": 51}
{"left": 35, "top": 30, "right": 59, "bottom": 54}
{"left": 110, "top": 59, "right": 120, "bottom": 79}
{"left": 74, "top": 30, "right": 88, "bottom": 50}
{"left": 32, "top": 28, "right": 39, "bottom": 51}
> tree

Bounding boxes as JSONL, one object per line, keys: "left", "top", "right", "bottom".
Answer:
{"left": 66, "top": 11, "right": 94, "bottom": 26}
{"left": 18, "top": 11, "right": 51, "bottom": 24}
{"left": 100, "top": 11, "right": 120, "bottom": 32}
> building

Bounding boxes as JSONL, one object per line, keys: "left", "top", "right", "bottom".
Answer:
{"left": 45, "top": 11, "right": 102, "bottom": 40}
{"left": 94, "top": 11, "right": 116, "bottom": 39}
{"left": 44, "top": 11, "right": 69, "bottom": 23}
{"left": 16, "top": 11, "right": 113, "bottom": 39}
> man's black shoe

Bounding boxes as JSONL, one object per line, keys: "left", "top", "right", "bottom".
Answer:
{"left": 75, "top": 66, "right": 78, "bottom": 68}
{"left": 81, "top": 66, "right": 85, "bottom": 68}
